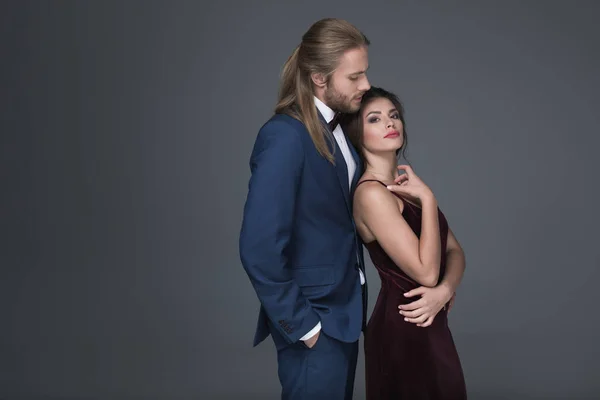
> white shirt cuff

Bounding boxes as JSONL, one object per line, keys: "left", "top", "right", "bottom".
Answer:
{"left": 299, "top": 322, "right": 321, "bottom": 341}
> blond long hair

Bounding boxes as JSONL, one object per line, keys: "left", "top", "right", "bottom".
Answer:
{"left": 275, "top": 18, "right": 369, "bottom": 163}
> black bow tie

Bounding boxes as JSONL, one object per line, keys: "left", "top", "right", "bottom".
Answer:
{"left": 328, "top": 112, "right": 342, "bottom": 131}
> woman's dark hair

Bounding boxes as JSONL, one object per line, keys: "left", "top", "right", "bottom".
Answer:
{"left": 341, "top": 86, "right": 408, "bottom": 161}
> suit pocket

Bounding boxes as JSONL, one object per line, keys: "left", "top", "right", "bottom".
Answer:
{"left": 292, "top": 265, "right": 335, "bottom": 287}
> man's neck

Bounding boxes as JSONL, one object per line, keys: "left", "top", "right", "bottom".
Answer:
{"left": 314, "top": 95, "right": 335, "bottom": 122}
{"left": 314, "top": 91, "right": 327, "bottom": 105}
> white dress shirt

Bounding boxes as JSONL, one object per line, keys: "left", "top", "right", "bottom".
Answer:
{"left": 300, "top": 97, "right": 366, "bottom": 342}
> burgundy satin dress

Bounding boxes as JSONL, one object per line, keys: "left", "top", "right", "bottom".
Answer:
{"left": 357, "top": 180, "right": 467, "bottom": 399}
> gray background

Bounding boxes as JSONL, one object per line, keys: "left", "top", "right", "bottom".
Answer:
{"left": 2, "top": 1, "right": 599, "bottom": 399}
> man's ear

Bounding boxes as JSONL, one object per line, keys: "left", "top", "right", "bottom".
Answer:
{"left": 311, "top": 72, "right": 327, "bottom": 88}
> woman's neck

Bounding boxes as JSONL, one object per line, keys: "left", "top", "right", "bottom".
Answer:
{"left": 363, "top": 152, "right": 399, "bottom": 184}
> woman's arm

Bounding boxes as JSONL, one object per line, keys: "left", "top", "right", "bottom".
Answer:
{"left": 398, "top": 227, "right": 466, "bottom": 327}
{"left": 355, "top": 180, "right": 441, "bottom": 287}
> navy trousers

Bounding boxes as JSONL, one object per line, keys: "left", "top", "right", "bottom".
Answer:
{"left": 274, "top": 331, "right": 359, "bottom": 400}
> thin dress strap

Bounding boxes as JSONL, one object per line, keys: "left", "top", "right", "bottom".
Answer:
{"left": 355, "top": 179, "right": 388, "bottom": 189}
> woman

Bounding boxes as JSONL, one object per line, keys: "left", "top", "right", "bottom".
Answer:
{"left": 342, "top": 86, "right": 468, "bottom": 399}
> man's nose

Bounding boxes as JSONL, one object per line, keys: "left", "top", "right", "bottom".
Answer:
{"left": 359, "top": 76, "right": 371, "bottom": 92}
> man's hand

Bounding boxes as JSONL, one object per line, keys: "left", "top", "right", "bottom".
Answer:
{"left": 303, "top": 330, "right": 321, "bottom": 348}
{"left": 398, "top": 285, "right": 453, "bottom": 327}
{"left": 447, "top": 292, "right": 456, "bottom": 313}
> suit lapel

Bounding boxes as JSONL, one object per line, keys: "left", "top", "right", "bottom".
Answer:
{"left": 317, "top": 110, "right": 352, "bottom": 216}
{"left": 333, "top": 139, "right": 351, "bottom": 214}
{"left": 348, "top": 141, "right": 362, "bottom": 196}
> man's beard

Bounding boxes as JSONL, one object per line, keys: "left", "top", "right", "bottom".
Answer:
{"left": 324, "top": 84, "right": 360, "bottom": 114}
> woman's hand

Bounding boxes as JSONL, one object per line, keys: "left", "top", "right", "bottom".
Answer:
{"left": 387, "top": 165, "right": 434, "bottom": 203}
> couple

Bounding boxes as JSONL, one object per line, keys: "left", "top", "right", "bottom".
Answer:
{"left": 239, "top": 18, "right": 467, "bottom": 399}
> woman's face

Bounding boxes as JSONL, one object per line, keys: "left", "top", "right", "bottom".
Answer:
{"left": 361, "top": 97, "right": 404, "bottom": 154}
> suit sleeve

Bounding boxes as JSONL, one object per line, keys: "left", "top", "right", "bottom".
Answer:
{"left": 239, "top": 121, "right": 320, "bottom": 344}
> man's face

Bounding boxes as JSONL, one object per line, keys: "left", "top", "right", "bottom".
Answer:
{"left": 324, "top": 46, "right": 371, "bottom": 113}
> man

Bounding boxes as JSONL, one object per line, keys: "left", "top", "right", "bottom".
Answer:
{"left": 239, "top": 18, "right": 371, "bottom": 399}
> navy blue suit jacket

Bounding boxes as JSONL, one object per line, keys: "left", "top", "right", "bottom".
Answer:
{"left": 239, "top": 112, "right": 367, "bottom": 348}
